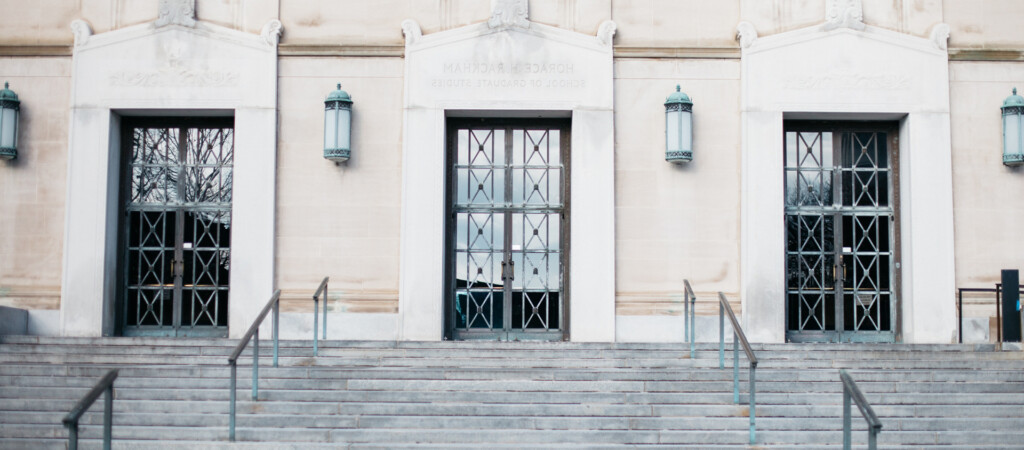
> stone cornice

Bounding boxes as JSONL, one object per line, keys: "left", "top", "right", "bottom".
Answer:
{"left": 2, "top": 44, "right": 1023, "bottom": 62}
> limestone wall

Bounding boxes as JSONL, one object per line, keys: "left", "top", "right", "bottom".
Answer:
{"left": 0, "top": 57, "right": 70, "bottom": 334}
{"left": 276, "top": 56, "right": 404, "bottom": 313}
{"left": 0, "top": 1, "right": 1022, "bottom": 340}
{"left": 949, "top": 60, "right": 1024, "bottom": 338}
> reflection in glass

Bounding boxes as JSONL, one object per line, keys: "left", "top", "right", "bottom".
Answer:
{"left": 784, "top": 127, "right": 895, "bottom": 341}
{"left": 122, "top": 123, "right": 233, "bottom": 335}
{"left": 450, "top": 123, "right": 565, "bottom": 336}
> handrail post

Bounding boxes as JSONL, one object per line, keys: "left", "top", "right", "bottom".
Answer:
{"left": 843, "top": 385, "right": 852, "bottom": 449}
{"left": 273, "top": 300, "right": 279, "bottom": 368}
{"left": 103, "top": 384, "right": 113, "bottom": 450}
{"left": 749, "top": 364, "right": 756, "bottom": 445}
{"left": 252, "top": 328, "right": 259, "bottom": 401}
{"left": 957, "top": 289, "right": 963, "bottom": 344}
{"left": 313, "top": 294, "right": 320, "bottom": 357}
{"left": 997, "top": 284, "right": 1003, "bottom": 342}
{"left": 68, "top": 423, "right": 78, "bottom": 450}
{"left": 229, "top": 362, "right": 237, "bottom": 441}
{"left": 719, "top": 302, "right": 724, "bottom": 369}
{"left": 323, "top": 280, "right": 328, "bottom": 340}
{"left": 688, "top": 293, "right": 696, "bottom": 358}
{"left": 313, "top": 277, "right": 330, "bottom": 357}
{"left": 684, "top": 286, "right": 689, "bottom": 346}
{"left": 683, "top": 280, "right": 696, "bottom": 359}
{"left": 733, "top": 331, "right": 739, "bottom": 404}
{"left": 689, "top": 293, "right": 695, "bottom": 358}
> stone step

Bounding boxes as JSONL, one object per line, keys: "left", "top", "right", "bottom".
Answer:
{"left": 3, "top": 354, "right": 1022, "bottom": 372}
{"left": 0, "top": 336, "right": 1000, "bottom": 352}
{"left": 4, "top": 374, "right": 1023, "bottom": 396}
{"left": 3, "top": 410, "right": 1022, "bottom": 433}
{"left": 0, "top": 342, "right": 1018, "bottom": 363}
{"left": 5, "top": 364, "right": 1024, "bottom": 385}
{"left": 5, "top": 398, "right": 1021, "bottom": 422}
{"left": 4, "top": 386, "right": 1023, "bottom": 410}
{"left": 2, "top": 338, "right": 1023, "bottom": 447}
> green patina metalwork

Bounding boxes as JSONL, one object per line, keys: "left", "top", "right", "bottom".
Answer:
{"left": 324, "top": 83, "right": 353, "bottom": 162}
{"left": 0, "top": 81, "right": 21, "bottom": 160}
{"left": 1003, "top": 88, "right": 1024, "bottom": 166}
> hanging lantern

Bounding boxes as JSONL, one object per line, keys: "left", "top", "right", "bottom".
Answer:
{"left": 1003, "top": 87, "right": 1024, "bottom": 166}
{"left": 665, "top": 85, "right": 693, "bottom": 163}
{"left": 324, "top": 83, "right": 353, "bottom": 162}
{"left": 667, "top": 85, "right": 692, "bottom": 162}
{"left": 0, "top": 82, "right": 20, "bottom": 160}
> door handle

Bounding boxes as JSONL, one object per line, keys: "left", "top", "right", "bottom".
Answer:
{"left": 508, "top": 260, "right": 514, "bottom": 281}
{"left": 500, "top": 261, "right": 507, "bottom": 281}
{"left": 173, "top": 260, "right": 184, "bottom": 277}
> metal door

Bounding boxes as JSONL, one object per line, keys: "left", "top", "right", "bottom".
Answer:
{"left": 784, "top": 123, "right": 899, "bottom": 343}
{"left": 120, "top": 119, "right": 233, "bottom": 337}
{"left": 446, "top": 119, "right": 569, "bottom": 341}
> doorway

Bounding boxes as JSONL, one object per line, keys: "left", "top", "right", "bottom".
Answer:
{"left": 119, "top": 118, "right": 234, "bottom": 337}
{"left": 784, "top": 122, "right": 900, "bottom": 343}
{"left": 445, "top": 118, "right": 570, "bottom": 341}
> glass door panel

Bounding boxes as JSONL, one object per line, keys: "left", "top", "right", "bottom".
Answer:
{"left": 448, "top": 120, "right": 568, "bottom": 341}
{"left": 785, "top": 124, "right": 898, "bottom": 343}
{"left": 121, "top": 119, "right": 233, "bottom": 337}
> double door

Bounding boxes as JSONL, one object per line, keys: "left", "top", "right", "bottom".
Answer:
{"left": 120, "top": 119, "right": 233, "bottom": 337}
{"left": 784, "top": 123, "right": 899, "bottom": 343}
{"left": 446, "top": 119, "right": 569, "bottom": 341}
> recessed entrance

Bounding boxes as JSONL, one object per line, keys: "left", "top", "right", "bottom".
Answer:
{"left": 784, "top": 122, "right": 900, "bottom": 343}
{"left": 445, "top": 118, "right": 570, "bottom": 341}
{"left": 119, "top": 118, "right": 234, "bottom": 337}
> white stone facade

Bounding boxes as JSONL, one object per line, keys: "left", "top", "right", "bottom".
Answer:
{"left": 1, "top": 0, "right": 1022, "bottom": 344}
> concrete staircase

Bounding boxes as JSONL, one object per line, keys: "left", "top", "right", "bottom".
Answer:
{"left": 0, "top": 336, "right": 1022, "bottom": 448}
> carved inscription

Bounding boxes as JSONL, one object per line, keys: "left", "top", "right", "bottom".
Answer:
{"left": 431, "top": 61, "right": 587, "bottom": 90}
{"left": 110, "top": 67, "right": 239, "bottom": 87}
{"left": 783, "top": 72, "right": 910, "bottom": 91}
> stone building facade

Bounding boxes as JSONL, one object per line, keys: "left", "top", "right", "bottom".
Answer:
{"left": 1, "top": 0, "right": 1022, "bottom": 344}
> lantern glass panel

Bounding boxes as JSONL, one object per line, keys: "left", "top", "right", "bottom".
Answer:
{"left": 0, "top": 107, "right": 16, "bottom": 148}
{"left": 324, "top": 107, "right": 338, "bottom": 150}
{"left": 337, "top": 108, "right": 351, "bottom": 151}
{"left": 1005, "top": 112, "right": 1022, "bottom": 159}
{"left": 666, "top": 109, "right": 680, "bottom": 152}
{"left": 680, "top": 110, "right": 692, "bottom": 152}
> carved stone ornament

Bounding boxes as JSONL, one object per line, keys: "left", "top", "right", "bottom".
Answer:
{"left": 401, "top": 19, "right": 422, "bottom": 46}
{"left": 488, "top": 0, "right": 529, "bottom": 29}
{"left": 930, "top": 23, "right": 950, "bottom": 51}
{"left": 70, "top": 20, "right": 93, "bottom": 47}
{"left": 597, "top": 20, "right": 616, "bottom": 46}
{"left": 736, "top": 21, "right": 757, "bottom": 48}
{"left": 823, "top": 0, "right": 865, "bottom": 31}
{"left": 155, "top": 0, "right": 197, "bottom": 28}
{"left": 261, "top": 20, "right": 283, "bottom": 46}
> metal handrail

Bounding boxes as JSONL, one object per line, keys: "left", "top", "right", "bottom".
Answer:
{"left": 957, "top": 285, "right": 1024, "bottom": 343}
{"left": 683, "top": 280, "right": 696, "bottom": 358}
{"left": 718, "top": 292, "right": 757, "bottom": 445}
{"left": 63, "top": 369, "right": 119, "bottom": 450}
{"left": 227, "top": 289, "right": 281, "bottom": 442}
{"left": 313, "top": 276, "right": 329, "bottom": 356}
{"left": 839, "top": 369, "right": 882, "bottom": 449}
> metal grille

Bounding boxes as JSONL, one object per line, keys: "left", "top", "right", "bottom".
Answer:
{"left": 448, "top": 120, "right": 567, "bottom": 340}
{"left": 121, "top": 121, "right": 233, "bottom": 337}
{"left": 785, "top": 126, "right": 896, "bottom": 343}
